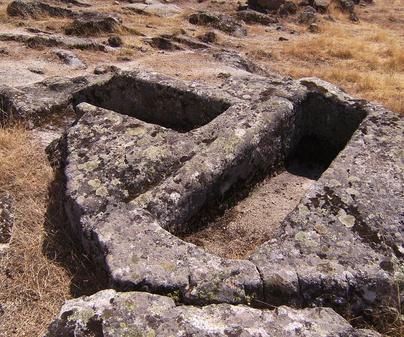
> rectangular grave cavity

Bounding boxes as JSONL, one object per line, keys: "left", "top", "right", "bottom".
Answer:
{"left": 180, "top": 93, "right": 367, "bottom": 259}
{"left": 73, "top": 73, "right": 231, "bottom": 132}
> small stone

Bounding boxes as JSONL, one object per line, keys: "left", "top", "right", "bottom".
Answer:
{"left": 94, "top": 65, "right": 119, "bottom": 75}
{"left": 28, "top": 66, "right": 45, "bottom": 74}
{"left": 337, "top": 209, "right": 356, "bottom": 228}
{"left": 298, "top": 6, "right": 317, "bottom": 24}
{"left": 308, "top": 23, "right": 319, "bottom": 33}
{"left": 108, "top": 35, "right": 123, "bottom": 47}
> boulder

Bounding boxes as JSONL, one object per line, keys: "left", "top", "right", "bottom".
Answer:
{"left": 236, "top": 9, "right": 278, "bottom": 25}
{"left": 189, "top": 12, "right": 247, "bottom": 37}
{"left": 298, "top": 6, "right": 317, "bottom": 24}
{"left": 248, "top": 0, "right": 286, "bottom": 11}
{"left": 45, "top": 289, "right": 381, "bottom": 337}
{"left": 65, "top": 13, "right": 123, "bottom": 36}
{"left": 53, "top": 49, "right": 87, "bottom": 69}
{"left": 7, "top": 0, "right": 74, "bottom": 19}
{"left": 311, "top": 0, "right": 330, "bottom": 12}
{"left": 279, "top": 1, "right": 298, "bottom": 16}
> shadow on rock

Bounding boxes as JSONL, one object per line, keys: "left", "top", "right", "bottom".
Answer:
{"left": 42, "top": 137, "right": 108, "bottom": 297}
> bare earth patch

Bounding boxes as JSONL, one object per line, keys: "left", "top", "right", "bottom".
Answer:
{"left": 0, "top": 126, "right": 105, "bottom": 337}
{"left": 183, "top": 171, "right": 315, "bottom": 259}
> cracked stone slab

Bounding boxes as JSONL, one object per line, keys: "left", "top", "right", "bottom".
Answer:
{"left": 44, "top": 289, "right": 381, "bottom": 337}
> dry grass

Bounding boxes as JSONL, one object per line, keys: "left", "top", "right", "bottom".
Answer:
{"left": 0, "top": 126, "right": 106, "bottom": 337}
{"left": 270, "top": 17, "right": 404, "bottom": 114}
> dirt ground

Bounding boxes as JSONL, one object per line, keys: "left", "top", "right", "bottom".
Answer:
{"left": 183, "top": 170, "right": 315, "bottom": 259}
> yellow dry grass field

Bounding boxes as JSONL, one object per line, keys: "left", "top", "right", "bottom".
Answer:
{"left": 0, "top": 126, "right": 105, "bottom": 337}
{"left": 268, "top": 2, "right": 404, "bottom": 114}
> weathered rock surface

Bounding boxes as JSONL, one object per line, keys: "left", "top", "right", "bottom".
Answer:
{"left": 248, "top": 0, "right": 286, "bottom": 11}
{"left": 145, "top": 34, "right": 211, "bottom": 51}
{"left": 0, "top": 193, "right": 14, "bottom": 253}
{"left": 53, "top": 49, "right": 87, "bottom": 69}
{"left": 0, "top": 31, "right": 109, "bottom": 51}
{"left": 213, "top": 50, "right": 268, "bottom": 76}
{"left": 250, "top": 78, "right": 404, "bottom": 313}
{"left": 189, "top": 12, "right": 247, "bottom": 37}
{"left": 236, "top": 9, "right": 278, "bottom": 25}
{"left": 45, "top": 289, "right": 381, "bottom": 337}
{"left": 46, "top": 69, "right": 403, "bottom": 315}
{"left": 2, "top": 67, "right": 402, "bottom": 323}
{"left": 124, "top": 2, "right": 182, "bottom": 17}
{"left": 65, "top": 12, "right": 123, "bottom": 36}
{"left": 0, "top": 73, "right": 112, "bottom": 124}
{"left": 7, "top": 0, "right": 74, "bottom": 19}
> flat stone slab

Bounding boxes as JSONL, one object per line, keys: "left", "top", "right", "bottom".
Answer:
{"left": 0, "top": 72, "right": 111, "bottom": 124}
{"left": 45, "top": 289, "right": 380, "bottom": 337}
{"left": 124, "top": 3, "right": 182, "bottom": 17}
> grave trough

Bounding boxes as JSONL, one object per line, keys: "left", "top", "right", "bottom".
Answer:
{"left": 57, "top": 70, "right": 402, "bottom": 316}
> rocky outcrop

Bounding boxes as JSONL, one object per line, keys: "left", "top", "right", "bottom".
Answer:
{"left": 189, "top": 12, "right": 247, "bottom": 37}
{"left": 0, "top": 31, "right": 109, "bottom": 51}
{"left": 123, "top": 2, "right": 182, "bottom": 17}
{"left": 45, "top": 289, "right": 381, "bottom": 337}
{"left": 236, "top": 9, "right": 278, "bottom": 25}
{"left": 65, "top": 13, "right": 123, "bottom": 36}
{"left": 7, "top": 0, "right": 74, "bottom": 19}
{"left": 0, "top": 73, "right": 112, "bottom": 125}
{"left": 250, "top": 80, "right": 403, "bottom": 312}
{"left": 2, "top": 69, "right": 402, "bottom": 335}
{"left": 42, "top": 69, "right": 402, "bottom": 316}
{"left": 248, "top": 0, "right": 286, "bottom": 11}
